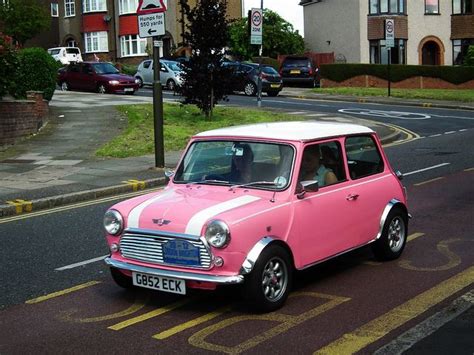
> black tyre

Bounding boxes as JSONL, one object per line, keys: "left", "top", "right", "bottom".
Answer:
{"left": 136, "top": 76, "right": 143, "bottom": 88}
{"left": 97, "top": 84, "right": 107, "bottom": 94}
{"left": 110, "top": 267, "right": 134, "bottom": 289}
{"left": 167, "top": 79, "right": 176, "bottom": 91}
{"left": 244, "top": 82, "right": 257, "bottom": 96}
{"left": 372, "top": 207, "right": 408, "bottom": 261}
{"left": 60, "top": 81, "right": 69, "bottom": 91}
{"left": 242, "top": 245, "right": 292, "bottom": 312}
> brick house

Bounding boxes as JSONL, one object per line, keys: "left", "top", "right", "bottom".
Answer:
{"left": 300, "top": 0, "right": 474, "bottom": 65}
{"left": 56, "top": 0, "right": 243, "bottom": 64}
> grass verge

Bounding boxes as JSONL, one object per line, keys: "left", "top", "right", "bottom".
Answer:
{"left": 96, "top": 103, "right": 302, "bottom": 158}
{"left": 313, "top": 87, "right": 474, "bottom": 102}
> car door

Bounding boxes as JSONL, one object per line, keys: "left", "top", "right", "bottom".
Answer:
{"left": 80, "top": 63, "right": 97, "bottom": 91}
{"left": 142, "top": 60, "right": 153, "bottom": 85}
{"left": 160, "top": 62, "right": 170, "bottom": 86}
{"left": 65, "top": 63, "right": 81, "bottom": 89}
{"left": 343, "top": 134, "right": 390, "bottom": 245}
{"left": 290, "top": 139, "right": 360, "bottom": 267}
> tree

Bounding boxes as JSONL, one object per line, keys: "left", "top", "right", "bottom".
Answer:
{"left": 0, "top": 0, "right": 50, "bottom": 46}
{"left": 178, "top": 0, "right": 232, "bottom": 118}
{"left": 464, "top": 45, "right": 474, "bottom": 66}
{"left": 228, "top": 9, "right": 305, "bottom": 60}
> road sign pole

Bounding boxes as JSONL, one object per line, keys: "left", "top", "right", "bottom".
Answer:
{"left": 257, "top": 0, "right": 263, "bottom": 108}
{"left": 153, "top": 37, "right": 164, "bottom": 167}
{"left": 388, "top": 48, "right": 391, "bottom": 97}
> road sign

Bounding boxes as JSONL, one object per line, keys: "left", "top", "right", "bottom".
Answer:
{"left": 385, "top": 19, "right": 395, "bottom": 48}
{"left": 250, "top": 8, "right": 262, "bottom": 45}
{"left": 137, "top": 0, "right": 166, "bottom": 15}
{"left": 138, "top": 13, "right": 165, "bottom": 38}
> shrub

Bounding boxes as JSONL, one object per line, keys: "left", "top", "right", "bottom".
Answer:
{"left": 121, "top": 63, "right": 138, "bottom": 76}
{"left": 320, "top": 63, "right": 474, "bottom": 85}
{"left": 0, "top": 33, "right": 19, "bottom": 99}
{"left": 464, "top": 45, "right": 474, "bottom": 66}
{"left": 13, "top": 47, "right": 59, "bottom": 100}
{"left": 251, "top": 56, "right": 280, "bottom": 70}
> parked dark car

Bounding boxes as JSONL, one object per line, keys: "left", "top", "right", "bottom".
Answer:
{"left": 224, "top": 62, "right": 283, "bottom": 97}
{"left": 58, "top": 62, "right": 140, "bottom": 94}
{"left": 279, "top": 56, "right": 320, "bottom": 88}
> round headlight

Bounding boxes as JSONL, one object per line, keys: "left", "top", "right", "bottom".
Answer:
{"left": 205, "top": 220, "right": 230, "bottom": 248}
{"left": 104, "top": 210, "right": 123, "bottom": 235}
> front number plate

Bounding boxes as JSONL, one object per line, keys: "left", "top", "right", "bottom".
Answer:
{"left": 124, "top": 88, "right": 134, "bottom": 92}
{"left": 132, "top": 272, "right": 186, "bottom": 295}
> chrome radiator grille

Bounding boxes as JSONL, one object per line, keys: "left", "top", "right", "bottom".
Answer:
{"left": 119, "top": 231, "right": 212, "bottom": 269}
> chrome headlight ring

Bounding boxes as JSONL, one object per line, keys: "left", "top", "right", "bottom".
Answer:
{"left": 205, "top": 220, "right": 230, "bottom": 249}
{"left": 104, "top": 209, "right": 124, "bottom": 236}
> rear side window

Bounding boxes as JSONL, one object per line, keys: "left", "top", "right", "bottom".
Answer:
{"left": 49, "top": 49, "right": 61, "bottom": 55}
{"left": 143, "top": 60, "right": 152, "bottom": 69}
{"left": 345, "top": 136, "right": 384, "bottom": 179}
{"left": 66, "top": 48, "right": 80, "bottom": 54}
{"left": 262, "top": 66, "right": 278, "bottom": 74}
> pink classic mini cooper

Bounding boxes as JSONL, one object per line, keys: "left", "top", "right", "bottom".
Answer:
{"left": 104, "top": 121, "right": 409, "bottom": 312}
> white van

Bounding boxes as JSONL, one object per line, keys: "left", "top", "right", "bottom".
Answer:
{"left": 47, "top": 47, "right": 83, "bottom": 65}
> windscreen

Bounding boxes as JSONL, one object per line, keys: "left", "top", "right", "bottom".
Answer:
{"left": 66, "top": 48, "right": 80, "bottom": 54}
{"left": 92, "top": 62, "right": 119, "bottom": 74}
{"left": 174, "top": 140, "right": 294, "bottom": 190}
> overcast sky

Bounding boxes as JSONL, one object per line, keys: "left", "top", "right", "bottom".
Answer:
{"left": 243, "top": 0, "right": 304, "bottom": 36}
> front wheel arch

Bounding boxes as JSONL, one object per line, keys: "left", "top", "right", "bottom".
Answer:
{"left": 240, "top": 237, "right": 295, "bottom": 275}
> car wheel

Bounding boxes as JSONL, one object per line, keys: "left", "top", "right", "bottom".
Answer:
{"left": 136, "top": 77, "right": 143, "bottom": 88}
{"left": 372, "top": 208, "right": 408, "bottom": 261}
{"left": 110, "top": 267, "right": 134, "bottom": 289}
{"left": 166, "top": 79, "right": 176, "bottom": 91}
{"left": 60, "top": 82, "right": 69, "bottom": 91}
{"left": 244, "top": 82, "right": 257, "bottom": 96}
{"left": 267, "top": 91, "right": 279, "bottom": 97}
{"left": 242, "top": 245, "right": 292, "bottom": 312}
{"left": 97, "top": 84, "right": 107, "bottom": 94}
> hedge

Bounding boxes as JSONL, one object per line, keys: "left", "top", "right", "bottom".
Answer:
{"left": 13, "top": 47, "right": 59, "bottom": 100}
{"left": 320, "top": 64, "right": 474, "bottom": 85}
{"left": 251, "top": 56, "right": 280, "bottom": 70}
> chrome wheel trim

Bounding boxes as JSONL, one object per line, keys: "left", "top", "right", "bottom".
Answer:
{"left": 61, "top": 82, "right": 68, "bottom": 91}
{"left": 136, "top": 77, "right": 143, "bottom": 87}
{"left": 387, "top": 216, "right": 406, "bottom": 252}
{"left": 167, "top": 80, "right": 175, "bottom": 91}
{"left": 244, "top": 83, "right": 255, "bottom": 96}
{"left": 98, "top": 85, "right": 106, "bottom": 94}
{"left": 261, "top": 256, "right": 288, "bottom": 302}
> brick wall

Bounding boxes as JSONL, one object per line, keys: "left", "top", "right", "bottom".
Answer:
{"left": 321, "top": 75, "right": 474, "bottom": 89}
{"left": 367, "top": 16, "right": 408, "bottom": 40}
{"left": 0, "top": 92, "right": 49, "bottom": 146}
{"left": 451, "top": 15, "right": 474, "bottom": 38}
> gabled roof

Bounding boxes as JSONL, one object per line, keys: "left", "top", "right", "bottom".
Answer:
{"left": 195, "top": 121, "right": 374, "bottom": 142}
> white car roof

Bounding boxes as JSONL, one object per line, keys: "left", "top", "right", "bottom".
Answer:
{"left": 195, "top": 121, "right": 374, "bottom": 142}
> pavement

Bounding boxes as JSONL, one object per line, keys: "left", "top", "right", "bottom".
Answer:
{"left": 0, "top": 87, "right": 471, "bottom": 218}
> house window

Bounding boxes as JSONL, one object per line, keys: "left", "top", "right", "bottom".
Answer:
{"left": 119, "top": 0, "right": 138, "bottom": 14}
{"left": 425, "top": 0, "right": 439, "bottom": 13}
{"left": 369, "top": 0, "right": 406, "bottom": 14}
{"left": 83, "top": 0, "right": 107, "bottom": 13}
{"left": 84, "top": 31, "right": 108, "bottom": 53}
{"left": 453, "top": 39, "right": 474, "bottom": 64}
{"left": 67, "top": 39, "right": 77, "bottom": 47}
{"left": 51, "top": 3, "right": 59, "bottom": 17}
{"left": 64, "top": 0, "right": 75, "bottom": 17}
{"left": 453, "top": 0, "right": 473, "bottom": 14}
{"left": 370, "top": 39, "right": 406, "bottom": 64}
{"left": 120, "top": 35, "right": 147, "bottom": 57}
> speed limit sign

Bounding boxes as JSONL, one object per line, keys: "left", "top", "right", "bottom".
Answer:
{"left": 385, "top": 19, "right": 395, "bottom": 48}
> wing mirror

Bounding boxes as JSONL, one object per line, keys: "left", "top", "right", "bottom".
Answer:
{"left": 164, "top": 169, "right": 175, "bottom": 183}
{"left": 296, "top": 180, "right": 319, "bottom": 199}
{"left": 395, "top": 170, "right": 404, "bottom": 180}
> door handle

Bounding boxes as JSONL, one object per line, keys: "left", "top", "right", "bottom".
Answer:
{"left": 346, "top": 194, "right": 359, "bottom": 201}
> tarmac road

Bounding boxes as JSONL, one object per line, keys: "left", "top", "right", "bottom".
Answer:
{"left": 0, "top": 166, "right": 472, "bottom": 354}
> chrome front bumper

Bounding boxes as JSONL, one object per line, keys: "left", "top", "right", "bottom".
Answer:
{"left": 105, "top": 257, "right": 244, "bottom": 284}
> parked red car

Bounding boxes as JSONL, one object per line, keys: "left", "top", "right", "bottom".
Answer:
{"left": 58, "top": 62, "right": 140, "bottom": 94}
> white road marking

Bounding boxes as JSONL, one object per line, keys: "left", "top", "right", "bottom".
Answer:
{"left": 288, "top": 111, "right": 307, "bottom": 115}
{"left": 404, "top": 163, "right": 451, "bottom": 176}
{"left": 55, "top": 255, "right": 108, "bottom": 271}
{"left": 306, "top": 113, "right": 327, "bottom": 117}
{"left": 374, "top": 290, "right": 474, "bottom": 355}
{"left": 428, "top": 134, "right": 442, "bottom": 137}
{"left": 444, "top": 131, "right": 456, "bottom": 135}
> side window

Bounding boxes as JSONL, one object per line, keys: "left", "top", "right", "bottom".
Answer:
{"left": 143, "top": 60, "right": 151, "bottom": 69}
{"left": 345, "top": 136, "right": 384, "bottom": 179}
{"left": 299, "top": 141, "right": 343, "bottom": 187}
{"left": 69, "top": 64, "right": 80, "bottom": 73}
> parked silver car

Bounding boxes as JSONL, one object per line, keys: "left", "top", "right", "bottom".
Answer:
{"left": 134, "top": 59, "right": 184, "bottom": 91}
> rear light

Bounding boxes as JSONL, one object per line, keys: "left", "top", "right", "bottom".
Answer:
{"left": 279, "top": 69, "right": 282, "bottom": 75}
{"left": 261, "top": 73, "right": 269, "bottom": 80}
{"left": 309, "top": 68, "right": 313, "bottom": 75}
